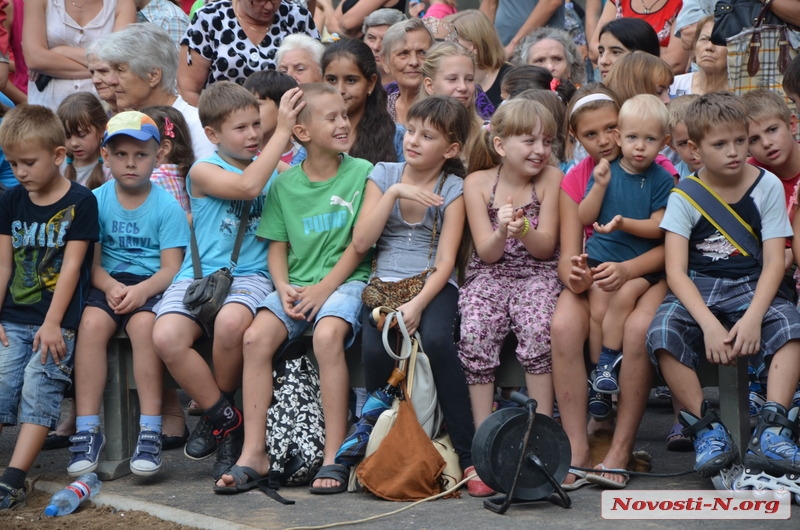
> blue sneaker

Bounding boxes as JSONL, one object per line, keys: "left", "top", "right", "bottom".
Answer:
{"left": 590, "top": 354, "right": 623, "bottom": 394}
{"left": 679, "top": 402, "right": 739, "bottom": 478}
{"left": 67, "top": 431, "right": 105, "bottom": 477}
{"left": 130, "top": 430, "right": 163, "bottom": 476}
{"left": 588, "top": 387, "right": 613, "bottom": 420}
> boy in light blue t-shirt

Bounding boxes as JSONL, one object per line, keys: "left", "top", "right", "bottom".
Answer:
{"left": 67, "top": 111, "right": 189, "bottom": 478}
{"left": 152, "top": 81, "right": 304, "bottom": 482}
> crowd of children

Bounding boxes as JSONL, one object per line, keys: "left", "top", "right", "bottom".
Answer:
{"left": 3, "top": 4, "right": 800, "bottom": 511}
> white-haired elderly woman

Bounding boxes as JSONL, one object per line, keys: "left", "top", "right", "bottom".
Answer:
{"left": 515, "top": 27, "right": 585, "bottom": 87}
{"left": 362, "top": 8, "right": 407, "bottom": 85}
{"left": 97, "top": 23, "right": 215, "bottom": 159}
{"left": 179, "top": 0, "right": 319, "bottom": 106}
{"left": 381, "top": 18, "right": 434, "bottom": 126}
{"left": 276, "top": 33, "right": 325, "bottom": 85}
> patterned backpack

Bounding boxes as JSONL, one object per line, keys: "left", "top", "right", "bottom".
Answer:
{"left": 267, "top": 340, "right": 325, "bottom": 488}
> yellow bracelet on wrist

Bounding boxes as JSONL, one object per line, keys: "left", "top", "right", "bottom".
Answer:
{"left": 520, "top": 217, "right": 530, "bottom": 237}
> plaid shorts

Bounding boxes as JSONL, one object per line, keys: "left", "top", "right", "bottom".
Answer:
{"left": 154, "top": 275, "right": 274, "bottom": 335}
{"left": 647, "top": 272, "right": 800, "bottom": 375}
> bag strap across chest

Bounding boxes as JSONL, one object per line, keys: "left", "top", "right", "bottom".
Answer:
{"left": 189, "top": 199, "right": 253, "bottom": 279}
{"left": 671, "top": 176, "right": 762, "bottom": 262}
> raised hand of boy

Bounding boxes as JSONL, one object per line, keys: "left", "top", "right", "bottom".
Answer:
{"left": 276, "top": 87, "right": 306, "bottom": 137}
{"left": 593, "top": 158, "right": 611, "bottom": 187}
{"left": 578, "top": 160, "right": 611, "bottom": 226}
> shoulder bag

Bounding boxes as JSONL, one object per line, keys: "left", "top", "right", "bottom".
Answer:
{"left": 182, "top": 200, "right": 252, "bottom": 328}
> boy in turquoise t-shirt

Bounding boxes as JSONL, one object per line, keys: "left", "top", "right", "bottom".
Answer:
{"left": 215, "top": 83, "right": 372, "bottom": 495}
{"left": 152, "top": 81, "right": 305, "bottom": 482}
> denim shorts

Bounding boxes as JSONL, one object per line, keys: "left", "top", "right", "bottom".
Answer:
{"left": 154, "top": 275, "right": 274, "bottom": 335}
{"left": 258, "top": 280, "right": 366, "bottom": 349}
{"left": 0, "top": 321, "right": 76, "bottom": 428}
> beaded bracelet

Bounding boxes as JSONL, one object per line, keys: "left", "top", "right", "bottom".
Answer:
{"left": 520, "top": 217, "right": 530, "bottom": 238}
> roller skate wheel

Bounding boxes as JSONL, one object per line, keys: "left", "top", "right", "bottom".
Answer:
{"left": 711, "top": 475, "right": 725, "bottom": 491}
{"left": 794, "top": 492, "right": 800, "bottom": 505}
{"left": 752, "top": 488, "right": 771, "bottom": 499}
{"left": 732, "top": 478, "right": 751, "bottom": 491}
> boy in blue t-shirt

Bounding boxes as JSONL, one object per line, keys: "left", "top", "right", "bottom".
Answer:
{"left": 152, "top": 82, "right": 305, "bottom": 481}
{"left": 66, "top": 112, "right": 189, "bottom": 478}
{"left": 648, "top": 93, "right": 800, "bottom": 488}
{"left": 0, "top": 105, "right": 99, "bottom": 510}
{"left": 577, "top": 94, "right": 674, "bottom": 422}
{"left": 216, "top": 83, "right": 372, "bottom": 495}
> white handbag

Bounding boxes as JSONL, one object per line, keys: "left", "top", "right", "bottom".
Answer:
{"left": 365, "top": 312, "right": 443, "bottom": 455}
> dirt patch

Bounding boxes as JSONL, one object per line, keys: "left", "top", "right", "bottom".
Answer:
{"left": 0, "top": 488, "right": 196, "bottom": 529}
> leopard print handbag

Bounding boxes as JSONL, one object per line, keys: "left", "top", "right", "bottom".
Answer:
{"left": 360, "top": 268, "right": 437, "bottom": 309}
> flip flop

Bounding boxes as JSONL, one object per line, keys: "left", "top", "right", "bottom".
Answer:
{"left": 586, "top": 463, "right": 629, "bottom": 489}
{"left": 309, "top": 464, "right": 349, "bottom": 494}
{"left": 213, "top": 465, "right": 269, "bottom": 495}
{"left": 562, "top": 468, "right": 591, "bottom": 491}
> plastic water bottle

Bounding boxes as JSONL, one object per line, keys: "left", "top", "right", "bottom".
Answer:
{"left": 44, "top": 473, "right": 102, "bottom": 517}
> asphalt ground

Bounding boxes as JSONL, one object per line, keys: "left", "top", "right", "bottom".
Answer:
{"left": 2, "top": 388, "right": 798, "bottom": 529}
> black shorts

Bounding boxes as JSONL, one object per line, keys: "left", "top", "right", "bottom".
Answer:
{"left": 85, "top": 273, "right": 161, "bottom": 329}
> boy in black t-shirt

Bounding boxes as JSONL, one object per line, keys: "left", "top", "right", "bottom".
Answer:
{"left": 0, "top": 105, "right": 99, "bottom": 510}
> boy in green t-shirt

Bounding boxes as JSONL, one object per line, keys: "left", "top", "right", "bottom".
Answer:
{"left": 215, "top": 83, "right": 372, "bottom": 495}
